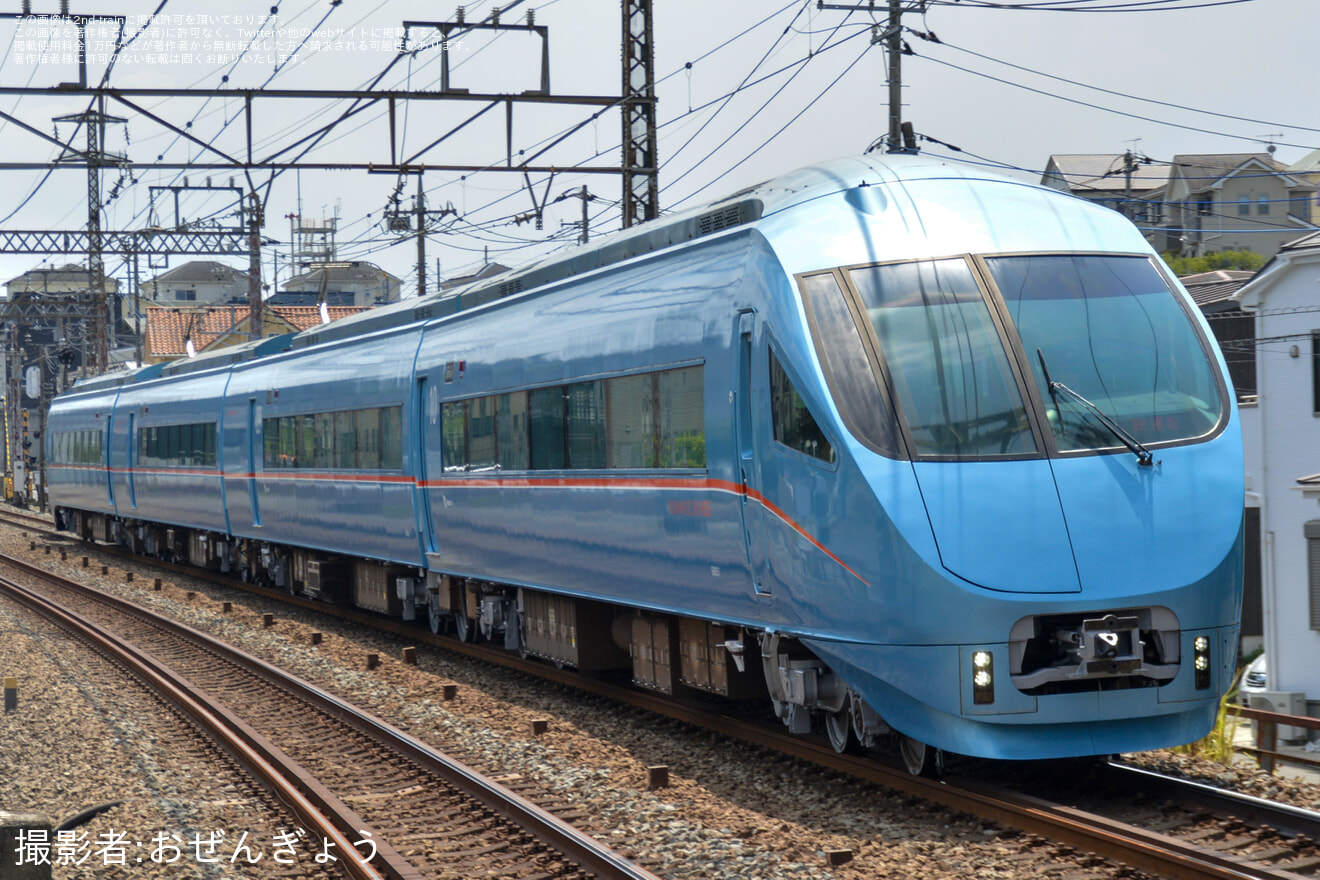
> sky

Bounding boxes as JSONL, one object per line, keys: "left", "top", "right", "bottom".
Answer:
{"left": 0, "top": 0, "right": 1314, "bottom": 299}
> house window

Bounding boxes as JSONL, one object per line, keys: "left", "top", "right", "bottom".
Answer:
{"left": 1305, "top": 520, "right": 1320, "bottom": 630}
{"left": 174, "top": 288, "right": 196, "bottom": 301}
{"left": 1312, "top": 333, "right": 1320, "bottom": 415}
{"left": 1238, "top": 196, "right": 1250, "bottom": 215}
{"left": 1258, "top": 195, "right": 1270, "bottom": 215}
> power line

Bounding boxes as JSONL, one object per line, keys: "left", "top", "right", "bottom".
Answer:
{"left": 915, "top": 50, "right": 1318, "bottom": 151}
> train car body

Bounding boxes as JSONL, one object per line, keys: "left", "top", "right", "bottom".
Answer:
{"left": 47, "top": 154, "right": 1243, "bottom": 767}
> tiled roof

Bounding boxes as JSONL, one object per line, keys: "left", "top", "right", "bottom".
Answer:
{"left": 1171, "top": 153, "right": 1295, "bottom": 192}
{"left": 1045, "top": 155, "right": 1165, "bottom": 193}
{"left": 284, "top": 261, "right": 400, "bottom": 290}
{"left": 4, "top": 263, "right": 120, "bottom": 290}
{"left": 146, "top": 260, "right": 249, "bottom": 285}
{"left": 1280, "top": 230, "right": 1320, "bottom": 253}
{"left": 146, "top": 304, "right": 368, "bottom": 359}
{"left": 1180, "top": 270, "right": 1255, "bottom": 307}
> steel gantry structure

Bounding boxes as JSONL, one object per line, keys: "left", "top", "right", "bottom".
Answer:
{"left": 0, "top": 1, "right": 660, "bottom": 365}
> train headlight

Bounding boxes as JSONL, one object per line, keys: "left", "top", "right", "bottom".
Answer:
{"left": 1193, "top": 636, "right": 1212, "bottom": 690}
{"left": 972, "top": 651, "right": 994, "bottom": 705}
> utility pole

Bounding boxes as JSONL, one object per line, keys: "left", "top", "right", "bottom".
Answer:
{"left": 385, "top": 174, "right": 455, "bottom": 299}
{"left": 247, "top": 191, "right": 264, "bottom": 340}
{"left": 886, "top": 0, "right": 903, "bottom": 151}
{"left": 416, "top": 175, "right": 428, "bottom": 297}
{"left": 558, "top": 186, "right": 594, "bottom": 244}
{"left": 820, "top": 0, "right": 915, "bottom": 153}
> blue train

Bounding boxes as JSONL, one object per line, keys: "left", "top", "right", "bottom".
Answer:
{"left": 47, "top": 154, "right": 1244, "bottom": 774}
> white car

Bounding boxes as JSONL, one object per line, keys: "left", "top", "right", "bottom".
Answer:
{"left": 1239, "top": 654, "right": 1267, "bottom": 705}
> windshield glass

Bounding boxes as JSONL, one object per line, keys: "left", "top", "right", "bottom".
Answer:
{"left": 850, "top": 259, "right": 1036, "bottom": 458}
{"left": 986, "top": 254, "right": 1223, "bottom": 451}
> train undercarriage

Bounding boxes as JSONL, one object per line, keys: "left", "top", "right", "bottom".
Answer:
{"left": 57, "top": 506, "right": 936, "bottom": 774}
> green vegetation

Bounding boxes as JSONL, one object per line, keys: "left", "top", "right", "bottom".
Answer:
{"left": 1172, "top": 670, "right": 1242, "bottom": 764}
{"left": 1160, "top": 249, "right": 1266, "bottom": 277}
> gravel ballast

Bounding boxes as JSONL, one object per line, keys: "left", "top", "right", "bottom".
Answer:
{"left": 4, "top": 523, "right": 1317, "bottom": 879}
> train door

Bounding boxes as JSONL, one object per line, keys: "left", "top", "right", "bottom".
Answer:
{"left": 736, "top": 310, "right": 770, "bottom": 597}
{"left": 247, "top": 398, "right": 261, "bottom": 526}
{"left": 104, "top": 415, "right": 116, "bottom": 511}
{"left": 126, "top": 413, "right": 137, "bottom": 509}
{"left": 414, "top": 375, "right": 438, "bottom": 554}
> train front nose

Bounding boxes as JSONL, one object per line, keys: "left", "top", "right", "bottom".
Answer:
{"left": 909, "top": 459, "right": 1080, "bottom": 593}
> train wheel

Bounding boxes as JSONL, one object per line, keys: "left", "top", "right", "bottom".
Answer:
{"left": 453, "top": 611, "right": 474, "bottom": 643}
{"left": 900, "top": 735, "right": 942, "bottom": 778}
{"left": 427, "top": 600, "right": 446, "bottom": 635}
{"left": 824, "top": 708, "right": 856, "bottom": 754}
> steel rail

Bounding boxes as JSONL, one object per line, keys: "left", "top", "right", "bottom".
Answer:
{"left": 0, "top": 574, "right": 397, "bottom": 880}
{"left": 0, "top": 551, "right": 663, "bottom": 880}
{"left": 1105, "top": 762, "right": 1320, "bottom": 841}
{"left": 11, "top": 530, "right": 1312, "bottom": 880}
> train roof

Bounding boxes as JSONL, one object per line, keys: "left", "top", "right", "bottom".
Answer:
{"left": 291, "top": 153, "right": 1135, "bottom": 349}
{"left": 68, "top": 153, "right": 1137, "bottom": 391}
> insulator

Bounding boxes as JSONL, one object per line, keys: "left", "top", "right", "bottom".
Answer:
{"left": 491, "top": 6, "right": 500, "bottom": 25}
{"left": 527, "top": 8, "right": 534, "bottom": 25}
{"left": 455, "top": 5, "right": 464, "bottom": 24}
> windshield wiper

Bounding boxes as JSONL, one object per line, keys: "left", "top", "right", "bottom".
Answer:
{"left": 1036, "top": 349, "right": 1154, "bottom": 468}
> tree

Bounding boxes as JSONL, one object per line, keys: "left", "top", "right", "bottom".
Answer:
{"left": 1160, "top": 249, "right": 1265, "bottom": 277}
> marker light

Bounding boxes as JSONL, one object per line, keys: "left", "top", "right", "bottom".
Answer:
{"left": 972, "top": 651, "right": 994, "bottom": 705}
{"left": 1193, "top": 636, "right": 1212, "bottom": 690}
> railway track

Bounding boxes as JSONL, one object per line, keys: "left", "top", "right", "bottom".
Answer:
{"left": 7, "top": 519, "right": 1320, "bottom": 880}
{"left": 0, "top": 505, "right": 54, "bottom": 532}
{"left": 0, "top": 549, "right": 661, "bottom": 880}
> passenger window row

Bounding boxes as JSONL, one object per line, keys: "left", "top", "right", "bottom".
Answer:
{"left": 138, "top": 423, "right": 218, "bottom": 468}
{"left": 443, "top": 365, "right": 705, "bottom": 472}
{"left": 52, "top": 429, "right": 104, "bottom": 465}
{"left": 264, "top": 406, "right": 403, "bottom": 471}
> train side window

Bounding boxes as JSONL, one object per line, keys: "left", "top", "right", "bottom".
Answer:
{"left": 335, "top": 411, "right": 357, "bottom": 468}
{"left": 296, "top": 415, "right": 314, "bottom": 469}
{"left": 356, "top": 408, "right": 381, "bottom": 470}
{"left": 566, "top": 381, "right": 606, "bottom": 469}
{"left": 167, "top": 424, "right": 182, "bottom": 466}
{"left": 529, "top": 387, "right": 566, "bottom": 470}
{"left": 800, "top": 272, "right": 901, "bottom": 457}
{"left": 263, "top": 419, "right": 280, "bottom": 468}
{"left": 496, "top": 392, "right": 529, "bottom": 470}
{"left": 442, "top": 401, "right": 468, "bottom": 471}
{"left": 314, "top": 413, "right": 334, "bottom": 469}
{"left": 279, "top": 417, "right": 298, "bottom": 468}
{"left": 380, "top": 407, "right": 402, "bottom": 470}
{"left": 770, "top": 350, "right": 835, "bottom": 464}
{"left": 467, "top": 397, "right": 496, "bottom": 470}
{"left": 659, "top": 366, "right": 705, "bottom": 468}
{"left": 606, "top": 373, "right": 657, "bottom": 468}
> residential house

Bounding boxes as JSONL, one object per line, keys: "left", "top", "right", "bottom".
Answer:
{"left": 277, "top": 262, "right": 402, "bottom": 307}
{"left": 4, "top": 262, "right": 120, "bottom": 300}
{"left": 1231, "top": 230, "right": 1320, "bottom": 721}
{"left": 1153, "top": 154, "right": 1315, "bottom": 259}
{"left": 3, "top": 262, "right": 131, "bottom": 387}
{"left": 1044, "top": 153, "right": 1317, "bottom": 261}
{"left": 1182, "top": 269, "right": 1263, "bottom": 656}
{"left": 141, "top": 260, "right": 250, "bottom": 306}
{"left": 1040, "top": 154, "right": 1165, "bottom": 224}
